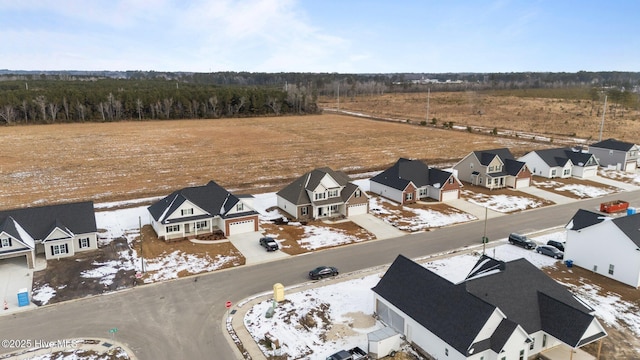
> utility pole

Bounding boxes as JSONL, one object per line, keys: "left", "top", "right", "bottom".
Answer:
{"left": 139, "top": 217, "right": 145, "bottom": 273}
{"left": 482, "top": 206, "right": 488, "bottom": 255}
{"left": 598, "top": 95, "right": 607, "bottom": 142}
{"left": 426, "top": 88, "right": 431, "bottom": 123}
{"left": 337, "top": 82, "right": 340, "bottom": 111}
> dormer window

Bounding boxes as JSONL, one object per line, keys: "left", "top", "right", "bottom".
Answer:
{"left": 236, "top": 202, "right": 244, "bottom": 211}
{"left": 181, "top": 208, "right": 194, "bottom": 216}
{"left": 315, "top": 192, "right": 326, "bottom": 200}
{"left": 328, "top": 189, "right": 339, "bottom": 198}
{"left": 1, "top": 238, "right": 11, "bottom": 247}
{"left": 489, "top": 166, "right": 494, "bottom": 172}
{"left": 355, "top": 189, "right": 361, "bottom": 197}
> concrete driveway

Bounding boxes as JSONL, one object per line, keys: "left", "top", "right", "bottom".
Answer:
{"left": 517, "top": 186, "right": 575, "bottom": 205}
{"left": 349, "top": 214, "right": 405, "bottom": 240}
{"left": 590, "top": 175, "right": 640, "bottom": 191}
{"left": 228, "top": 232, "right": 290, "bottom": 265}
{"left": 0, "top": 257, "right": 41, "bottom": 314}
{"left": 446, "top": 199, "right": 505, "bottom": 220}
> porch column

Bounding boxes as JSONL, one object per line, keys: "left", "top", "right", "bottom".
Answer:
{"left": 596, "top": 338, "right": 603, "bottom": 360}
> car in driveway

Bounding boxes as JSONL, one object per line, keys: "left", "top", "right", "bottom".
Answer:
{"left": 536, "top": 245, "right": 564, "bottom": 259}
{"left": 259, "top": 236, "right": 279, "bottom": 251}
{"left": 546, "top": 240, "right": 565, "bottom": 252}
{"left": 308, "top": 266, "right": 338, "bottom": 280}
{"left": 508, "top": 233, "right": 536, "bottom": 249}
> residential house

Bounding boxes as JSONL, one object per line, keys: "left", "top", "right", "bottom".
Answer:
{"left": 565, "top": 209, "right": 640, "bottom": 287}
{"left": 147, "top": 180, "right": 259, "bottom": 241}
{"left": 518, "top": 147, "right": 599, "bottom": 179}
{"left": 276, "top": 167, "right": 369, "bottom": 220}
{"left": 453, "top": 148, "right": 532, "bottom": 189}
{"left": 372, "top": 254, "right": 606, "bottom": 360}
{"left": 588, "top": 138, "right": 639, "bottom": 172}
{"left": 0, "top": 201, "right": 98, "bottom": 268}
{"left": 369, "top": 158, "right": 462, "bottom": 204}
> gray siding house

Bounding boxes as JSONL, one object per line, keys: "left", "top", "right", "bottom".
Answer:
{"left": 588, "top": 138, "right": 638, "bottom": 172}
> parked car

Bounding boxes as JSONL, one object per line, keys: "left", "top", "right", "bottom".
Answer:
{"left": 259, "top": 236, "right": 279, "bottom": 251}
{"left": 309, "top": 266, "right": 339, "bottom": 280}
{"left": 508, "top": 233, "right": 536, "bottom": 249}
{"left": 546, "top": 240, "right": 565, "bottom": 252}
{"left": 536, "top": 245, "right": 564, "bottom": 259}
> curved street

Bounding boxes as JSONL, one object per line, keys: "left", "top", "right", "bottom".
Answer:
{"left": 1, "top": 190, "right": 640, "bottom": 359}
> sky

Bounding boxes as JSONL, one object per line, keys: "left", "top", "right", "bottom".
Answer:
{"left": 1, "top": 0, "right": 638, "bottom": 73}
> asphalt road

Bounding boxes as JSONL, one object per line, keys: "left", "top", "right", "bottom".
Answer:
{"left": 1, "top": 191, "right": 639, "bottom": 359}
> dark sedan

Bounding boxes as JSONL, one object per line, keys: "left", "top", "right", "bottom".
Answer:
{"left": 308, "top": 266, "right": 339, "bottom": 280}
{"left": 536, "top": 245, "right": 564, "bottom": 259}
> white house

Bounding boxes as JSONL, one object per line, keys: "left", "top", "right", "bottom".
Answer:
{"left": 276, "top": 167, "right": 369, "bottom": 220}
{"left": 0, "top": 201, "right": 98, "bottom": 268}
{"left": 147, "top": 180, "right": 259, "bottom": 241}
{"left": 370, "top": 158, "right": 462, "bottom": 204}
{"left": 372, "top": 254, "right": 606, "bottom": 360}
{"left": 565, "top": 209, "right": 640, "bottom": 287}
{"left": 518, "top": 147, "right": 599, "bottom": 179}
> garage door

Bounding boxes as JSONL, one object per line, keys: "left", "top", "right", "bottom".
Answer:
{"left": 227, "top": 219, "right": 256, "bottom": 235}
{"left": 582, "top": 168, "right": 597, "bottom": 178}
{"left": 440, "top": 190, "right": 459, "bottom": 202}
{"left": 516, "top": 178, "right": 530, "bottom": 188}
{"left": 348, "top": 203, "right": 368, "bottom": 216}
{"left": 625, "top": 162, "right": 637, "bottom": 172}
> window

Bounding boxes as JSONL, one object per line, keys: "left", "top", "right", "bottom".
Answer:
{"left": 166, "top": 224, "right": 180, "bottom": 233}
{"left": 470, "top": 163, "right": 474, "bottom": 169}
{"left": 543, "top": 334, "right": 547, "bottom": 347}
{"left": 448, "top": 177, "right": 453, "bottom": 184}
{"left": 196, "top": 221, "right": 208, "bottom": 229}
{"left": 1, "top": 238, "right": 11, "bottom": 248}
{"left": 593, "top": 265, "right": 598, "bottom": 272}
{"left": 181, "top": 208, "right": 194, "bottom": 216}
{"left": 405, "top": 193, "right": 413, "bottom": 201}
{"left": 301, "top": 207, "right": 308, "bottom": 216}
{"left": 563, "top": 168, "right": 570, "bottom": 176}
{"left": 51, "top": 243, "right": 68, "bottom": 256}
{"left": 609, "top": 264, "right": 615, "bottom": 275}
{"left": 519, "top": 349, "right": 525, "bottom": 360}
{"left": 501, "top": 357, "right": 506, "bottom": 360}
{"left": 314, "top": 192, "right": 326, "bottom": 200}
{"left": 489, "top": 166, "right": 494, "bottom": 172}
{"left": 445, "top": 348, "right": 448, "bottom": 356}
{"left": 355, "top": 189, "right": 361, "bottom": 197}
{"left": 418, "top": 188, "right": 427, "bottom": 197}
{"left": 328, "top": 189, "right": 339, "bottom": 197}
{"left": 551, "top": 169, "right": 557, "bottom": 177}
{"left": 236, "top": 202, "right": 244, "bottom": 211}
{"left": 530, "top": 338, "right": 535, "bottom": 350}
{"left": 79, "top": 237, "right": 90, "bottom": 248}
{"left": 330, "top": 205, "right": 338, "bottom": 212}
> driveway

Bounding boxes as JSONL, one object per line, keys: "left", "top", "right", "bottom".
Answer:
{"left": 349, "top": 214, "right": 405, "bottom": 239}
{"left": 446, "top": 199, "right": 505, "bottom": 220}
{"left": 517, "top": 186, "right": 575, "bottom": 205}
{"left": 590, "top": 175, "right": 640, "bottom": 191}
{"left": 0, "top": 257, "right": 44, "bottom": 314}
{"left": 228, "top": 232, "right": 290, "bottom": 265}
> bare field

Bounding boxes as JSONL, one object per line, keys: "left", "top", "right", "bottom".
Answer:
{"left": 319, "top": 92, "right": 640, "bottom": 142}
{"left": 0, "top": 114, "right": 552, "bottom": 209}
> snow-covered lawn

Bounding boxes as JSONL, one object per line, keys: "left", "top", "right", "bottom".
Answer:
{"left": 369, "top": 195, "right": 476, "bottom": 231}
{"left": 598, "top": 168, "right": 640, "bottom": 183}
{"left": 533, "top": 179, "right": 617, "bottom": 198}
{"left": 462, "top": 190, "right": 544, "bottom": 212}
{"left": 244, "top": 230, "right": 639, "bottom": 360}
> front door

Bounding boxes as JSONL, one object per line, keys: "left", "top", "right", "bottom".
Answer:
{"left": 185, "top": 223, "right": 191, "bottom": 234}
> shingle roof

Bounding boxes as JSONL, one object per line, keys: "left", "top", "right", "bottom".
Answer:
{"left": 148, "top": 180, "right": 254, "bottom": 223}
{"left": 0, "top": 201, "right": 96, "bottom": 244}
{"left": 474, "top": 148, "right": 515, "bottom": 165}
{"left": 503, "top": 158, "right": 527, "bottom": 176}
{"left": 277, "top": 167, "right": 361, "bottom": 206}
{"left": 611, "top": 213, "right": 640, "bottom": 247}
{"left": 372, "top": 255, "right": 496, "bottom": 355}
{"left": 530, "top": 148, "right": 596, "bottom": 167}
{"left": 565, "top": 209, "right": 609, "bottom": 231}
{"left": 371, "top": 158, "right": 457, "bottom": 191}
{"left": 590, "top": 138, "right": 637, "bottom": 151}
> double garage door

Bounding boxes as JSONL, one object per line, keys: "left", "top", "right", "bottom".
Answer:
{"left": 348, "top": 203, "right": 368, "bottom": 216}
{"left": 440, "top": 190, "right": 459, "bottom": 202}
{"left": 227, "top": 218, "right": 257, "bottom": 235}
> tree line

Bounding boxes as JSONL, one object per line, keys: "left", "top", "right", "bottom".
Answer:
{"left": 0, "top": 79, "right": 318, "bottom": 124}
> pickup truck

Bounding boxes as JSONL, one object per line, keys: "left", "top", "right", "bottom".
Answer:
{"left": 600, "top": 200, "right": 629, "bottom": 213}
{"left": 326, "top": 346, "right": 369, "bottom": 360}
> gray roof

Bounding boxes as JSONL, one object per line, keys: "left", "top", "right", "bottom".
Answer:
{"left": 613, "top": 213, "right": 640, "bottom": 247}
{"left": 590, "top": 138, "right": 636, "bottom": 152}
{"left": 530, "top": 147, "right": 596, "bottom": 167}
{"left": 370, "top": 158, "right": 458, "bottom": 191}
{"left": 473, "top": 148, "right": 527, "bottom": 176}
{"left": 374, "top": 255, "right": 604, "bottom": 354}
{"left": 0, "top": 201, "right": 96, "bottom": 245}
{"left": 148, "top": 180, "right": 256, "bottom": 223}
{"left": 277, "top": 167, "right": 360, "bottom": 206}
{"left": 565, "top": 209, "right": 609, "bottom": 231}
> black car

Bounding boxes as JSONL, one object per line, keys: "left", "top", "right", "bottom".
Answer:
{"left": 547, "top": 240, "right": 565, "bottom": 252}
{"left": 259, "top": 237, "right": 279, "bottom": 251}
{"left": 308, "top": 266, "right": 338, "bottom": 280}
{"left": 508, "top": 233, "right": 536, "bottom": 249}
{"left": 536, "top": 245, "right": 564, "bottom": 259}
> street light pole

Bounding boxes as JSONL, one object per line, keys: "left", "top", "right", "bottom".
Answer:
{"left": 482, "top": 206, "right": 488, "bottom": 255}
{"left": 139, "top": 216, "right": 145, "bottom": 273}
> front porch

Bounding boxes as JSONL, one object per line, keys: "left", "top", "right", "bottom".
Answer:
{"left": 537, "top": 344, "right": 598, "bottom": 360}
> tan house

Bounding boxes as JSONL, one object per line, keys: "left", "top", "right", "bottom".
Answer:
{"left": 276, "top": 167, "right": 369, "bottom": 220}
{"left": 0, "top": 201, "right": 98, "bottom": 268}
{"left": 454, "top": 148, "right": 532, "bottom": 189}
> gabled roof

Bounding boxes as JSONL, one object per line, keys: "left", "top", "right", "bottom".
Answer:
{"left": 148, "top": 180, "right": 254, "bottom": 223}
{"left": 473, "top": 148, "right": 515, "bottom": 165}
{"left": 0, "top": 201, "right": 96, "bottom": 243}
{"left": 463, "top": 258, "right": 600, "bottom": 345}
{"left": 613, "top": 213, "right": 640, "bottom": 247}
{"left": 590, "top": 138, "right": 637, "bottom": 152}
{"left": 277, "top": 167, "right": 361, "bottom": 206}
{"left": 565, "top": 209, "right": 610, "bottom": 231}
{"left": 528, "top": 148, "right": 596, "bottom": 167}
{"left": 0, "top": 216, "right": 35, "bottom": 249}
{"left": 503, "top": 158, "right": 528, "bottom": 176}
{"left": 372, "top": 255, "right": 496, "bottom": 355}
{"left": 370, "top": 158, "right": 458, "bottom": 191}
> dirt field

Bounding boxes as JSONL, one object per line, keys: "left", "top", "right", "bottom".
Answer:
{"left": 319, "top": 92, "right": 640, "bottom": 143}
{"left": 0, "top": 114, "right": 554, "bottom": 210}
